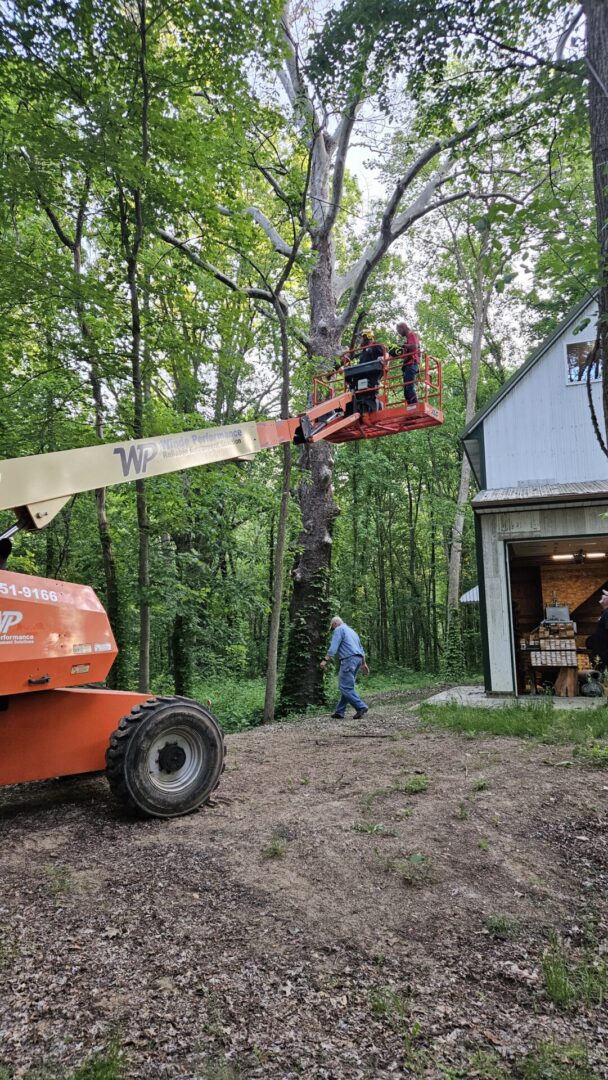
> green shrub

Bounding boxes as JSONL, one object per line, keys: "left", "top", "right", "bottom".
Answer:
{"left": 190, "top": 677, "right": 266, "bottom": 732}
{"left": 574, "top": 741, "right": 608, "bottom": 768}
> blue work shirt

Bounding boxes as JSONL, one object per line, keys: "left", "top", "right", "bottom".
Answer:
{"left": 327, "top": 623, "right": 365, "bottom": 661}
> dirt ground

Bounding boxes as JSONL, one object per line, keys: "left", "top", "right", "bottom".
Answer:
{"left": 1, "top": 689, "right": 607, "bottom": 1079}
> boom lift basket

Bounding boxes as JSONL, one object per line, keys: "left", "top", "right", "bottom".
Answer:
{"left": 313, "top": 347, "right": 443, "bottom": 443}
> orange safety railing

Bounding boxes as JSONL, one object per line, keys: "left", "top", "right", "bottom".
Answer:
{"left": 313, "top": 345, "right": 442, "bottom": 414}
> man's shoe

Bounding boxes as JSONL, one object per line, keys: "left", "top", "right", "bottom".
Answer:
{"left": 330, "top": 712, "right": 344, "bottom": 719}
{"left": 354, "top": 708, "right": 369, "bottom": 719}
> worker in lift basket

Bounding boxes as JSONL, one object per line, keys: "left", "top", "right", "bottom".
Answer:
{"left": 320, "top": 616, "right": 369, "bottom": 720}
{"left": 344, "top": 328, "right": 385, "bottom": 415}
{"left": 390, "top": 320, "right": 420, "bottom": 404}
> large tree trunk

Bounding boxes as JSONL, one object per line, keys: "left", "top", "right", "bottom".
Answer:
{"left": 583, "top": 1, "right": 608, "bottom": 428}
{"left": 279, "top": 438, "right": 339, "bottom": 711}
{"left": 279, "top": 236, "right": 341, "bottom": 713}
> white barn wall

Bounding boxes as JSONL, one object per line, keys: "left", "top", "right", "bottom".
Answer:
{"left": 479, "top": 500, "right": 608, "bottom": 694}
{"left": 483, "top": 302, "right": 606, "bottom": 490}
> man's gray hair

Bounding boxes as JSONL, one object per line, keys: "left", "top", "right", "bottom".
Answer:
{"left": 330, "top": 615, "right": 343, "bottom": 628}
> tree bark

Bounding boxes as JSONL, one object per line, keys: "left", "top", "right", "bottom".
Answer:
{"left": 264, "top": 308, "right": 292, "bottom": 723}
{"left": 279, "top": 436, "right": 338, "bottom": 712}
{"left": 583, "top": 1, "right": 608, "bottom": 428}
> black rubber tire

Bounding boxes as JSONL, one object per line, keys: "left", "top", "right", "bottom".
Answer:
{"left": 105, "top": 696, "right": 225, "bottom": 819}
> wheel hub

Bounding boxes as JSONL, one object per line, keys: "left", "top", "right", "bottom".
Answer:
{"left": 146, "top": 723, "right": 206, "bottom": 793}
{"left": 157, "top": 741, "right": 187, "bottom": 773}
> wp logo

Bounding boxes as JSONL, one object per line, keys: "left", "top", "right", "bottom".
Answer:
{"left": 113, "top": 444, "right": 158, "bottom": 478}
{"left": 0, "top": 611, "right": 23, "bottom": 634}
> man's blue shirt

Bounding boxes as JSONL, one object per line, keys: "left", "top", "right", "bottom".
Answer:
{"left": 327, "top": 623, "right": 365, "bottom": 660}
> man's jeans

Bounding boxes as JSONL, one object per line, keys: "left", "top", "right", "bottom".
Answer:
{"left": 335, "top": 656, "right": 368, "bottom": 716}
{"left": 402, "top": 362, "right": 419, "bottom": 404}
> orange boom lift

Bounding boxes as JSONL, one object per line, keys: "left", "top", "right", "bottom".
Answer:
{"left": 0, "top": 346, "right": 442, "bottom": 817}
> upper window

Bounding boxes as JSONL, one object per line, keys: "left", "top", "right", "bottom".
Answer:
{"left": 565, "top": 339, "right": 602, "bottom": 385}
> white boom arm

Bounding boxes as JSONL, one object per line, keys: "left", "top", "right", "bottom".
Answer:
{"left": 0, "top": 422, "right": 265, "bottom": 534}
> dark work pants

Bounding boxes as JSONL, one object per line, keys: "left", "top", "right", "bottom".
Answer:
{"left": 402, "top": 362, "right": 419, "bottom": 404}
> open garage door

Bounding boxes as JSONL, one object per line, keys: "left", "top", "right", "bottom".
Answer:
{"left": 508, "top": 536, "right": 608, "bottom": 695}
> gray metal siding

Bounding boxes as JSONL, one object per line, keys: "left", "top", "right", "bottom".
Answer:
{"left": 483, "top": 301, "right": 605, "bottom": 490}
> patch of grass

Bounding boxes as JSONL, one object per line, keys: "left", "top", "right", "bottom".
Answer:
{"left": 455, "top": 801, "right": 468, "bottom": 820}
{"left": 260, "top": 833, "right": 286, "bottom": 860}
{"left": 400, "top": 774, "right": 429, "bottom": 794}
{"left": 574, "top": 740, "right": 608, "bottom": 768}
{"left": 68, "top": 1042, "right": 124, "bottom": 1080}
{"left": 382, "top": 852, "right": 434, "bottom": 886}
{"left": 17, "top": 1041, "right": 127, "bottom": 1080}
{"left": 541, "top": 940, "right": 576, "bottom": 1007}
{"left": 541, "top": 937, "right": 608, "bottom": 1009}
{"left": 516, "top": 1040, "right": 599, "bottom": 1079}
{"left": 352, "top": 822, "right": 396, "bottom": 836}
{"left": 420, "top": 701, "right": 608, "bottom": 744}
{"left": 466, "top": 1049, "right": 510, "bottom": 1079}
{"left": 363, "top": 668, "right": 451, "bottom": 694}
{"left": 369, "top": 985, "right": 408, "bottom": 1024}
{"left": 362, "top": 774, "right": 428, "bottom": 816}
{"left": 484, "top": 914, "right": 521, "bottom": 940}
{"left": 576, "top": 956, "right": 608, "bottom": 1007}
{"left": 0, "top": 931, "right": 18, "bottom": 972}
{"left": 478, "top": 837, "right": 490, "bottom": 851}
{"left": 368, "top": 987, "right": 424, "bottom": 1064}
{"left": 473, "top": 778, "right": 489, "bottom": 791}
{"left": 43, "top": 864, "right": 73, "bottom": 896}
{"left": 360, "top": 786, "right": 393, "bottom": 816}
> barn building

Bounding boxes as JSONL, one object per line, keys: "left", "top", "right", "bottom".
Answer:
{"left": 461, "top": 295, "right": 608, "bottom": 695}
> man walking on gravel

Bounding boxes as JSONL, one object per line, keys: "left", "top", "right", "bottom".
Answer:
{"left": 320, "top": 616, "right": 369, "bottom": 719}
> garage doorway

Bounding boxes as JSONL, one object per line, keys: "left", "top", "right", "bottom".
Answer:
{"left": 508, "top": 536, "right": 608, "bottom": 695}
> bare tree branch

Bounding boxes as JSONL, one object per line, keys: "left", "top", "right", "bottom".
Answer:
{"left": 157, "top": 228, "right": 278, "bottom": 303}
{"left": 244, "top": 208, "right": 294, "bottom": 256}
{"left": 320, "top": 101, "right": 361, "bottom": 238}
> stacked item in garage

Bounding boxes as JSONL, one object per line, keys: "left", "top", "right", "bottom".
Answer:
{"left": 524, "top": 622, "right": 577, "bottom": 667}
